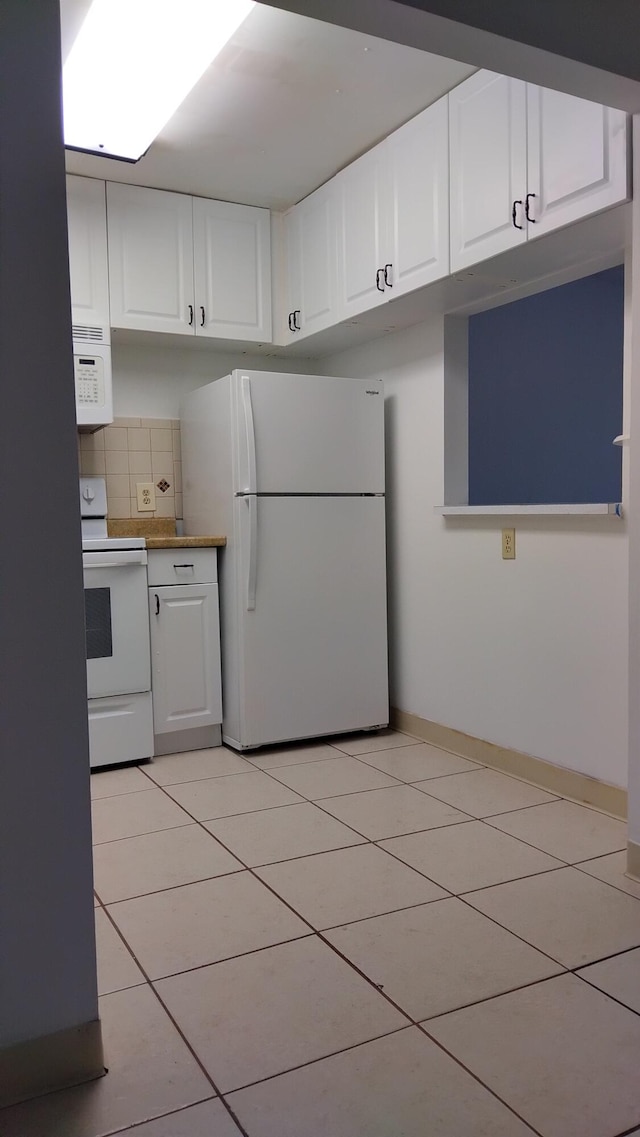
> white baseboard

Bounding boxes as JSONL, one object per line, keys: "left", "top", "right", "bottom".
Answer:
{"left": 627, "top": 840, "right": 640, "bottom": 880}
{"left": 153, "top": 723, "right": 222, "bottom": 756}
{"left": 391, "top": 708, "right": 627, "bottom": 820}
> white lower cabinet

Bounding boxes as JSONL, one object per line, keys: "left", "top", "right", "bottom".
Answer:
{"left": 148, "top": 552, "right": 222, "bottom": 737}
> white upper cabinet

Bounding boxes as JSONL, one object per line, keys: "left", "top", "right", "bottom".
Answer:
{"left": 107, "top": 184, "right": 272, "bottom": 342}
{"left": 66, "top": 175, "right": 110, "bottom": 335}
{"left": 335, "top": 97, "right": 450, "bottom": 321}
{"left": 449, "top": 71, "right": 528, "bottom": 271}
{"left": 526, "top": 86, "right": 629, "bottom": 237}
{"left": 385, "top": 97, "right": 450, "bottom": 298}
{"left": 336, "top": 146, "right": 389, "bottom": 319}
{"left": 193, "top": 197, "right": 271, "bottom": 342}
{"left": 449, "top": 70, "right": 629, "bottom": 271}
{"left": 107, "top": 183, "right": 195, "bottom": 335}
{"left": 284, "top": 179, "right": 339, "bottom": 340}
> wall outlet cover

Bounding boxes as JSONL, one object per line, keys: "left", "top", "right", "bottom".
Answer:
{"left": 502, "top": 528, "right": 516, "bottom": 559}
{"left": 136, "top": 482, "right": 156, "bottom": 512}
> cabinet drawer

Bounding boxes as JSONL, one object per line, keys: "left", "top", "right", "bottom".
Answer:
{"left": 147, "top": 548, "right": 217, "bottom": 586}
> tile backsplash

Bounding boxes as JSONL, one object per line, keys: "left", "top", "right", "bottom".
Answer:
{"left": 78, "top": 418, "right": 182, "bottom": 519}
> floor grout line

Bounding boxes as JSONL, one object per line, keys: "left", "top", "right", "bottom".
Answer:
{"left": 415, "top": 1023, "right": 544, "bottom": 1137}
{"left": 571, "top": 857, "right": 640, "bottom": 898}
{"left": 97, "top": 764, "right": 639, "bottom": 990}
{"left": 99, "top": 903, "right": 252, "bottom": 1137}
{"left": 103, "top": 1098, "right": 220, "bottom": 1137}
{"left": 216, "top": 1024, "right": 413, "bottom": 1098}
{"left": 84, "top": 735, "right": 640, "bottom": 1137}
{"left": 572, "top": 969, "right": 640, "bottom": 1020}
{"left": 98, "top": 864, "right": 245, "bottom": 907}
{"left": 478, "top": 814, "right": 627, "bottom": 865}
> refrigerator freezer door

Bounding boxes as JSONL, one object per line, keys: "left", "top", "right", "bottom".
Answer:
{"left": 233, "top": 370, "right": 384, "bottom": 495}
{"left": 229, "top": 494, "right": 388, "bottom": 748}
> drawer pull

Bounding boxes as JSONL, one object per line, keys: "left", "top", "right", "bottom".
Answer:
{"left": 173, "top": 563, "right": 195, "bottom": 569}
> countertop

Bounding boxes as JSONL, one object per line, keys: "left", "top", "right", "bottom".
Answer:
{"left": 107, "top": 519, "right": 226, "bottom": 549}
{"left": 145, "top": 536, "right": 226, "bottom": 549}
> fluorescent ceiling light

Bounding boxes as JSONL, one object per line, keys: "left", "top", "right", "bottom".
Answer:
{"left": 63, "top": 0, "right": 255, "bottom": 161}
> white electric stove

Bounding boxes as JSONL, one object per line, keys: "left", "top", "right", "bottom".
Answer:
{"left": 81, "top": 477, "right": 153, "bottom": 768}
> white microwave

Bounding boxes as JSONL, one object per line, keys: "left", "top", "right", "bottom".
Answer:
{"left": 74, "top": 334, "right": 113, "bottom": 430}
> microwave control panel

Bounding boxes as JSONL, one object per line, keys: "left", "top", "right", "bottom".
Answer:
{"left": 75, "top": 353, "right": 105, "bottom": 407}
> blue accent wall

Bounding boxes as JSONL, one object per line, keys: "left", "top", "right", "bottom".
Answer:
{"left": 467, "top": 265, "right": 624, "bottom": 504}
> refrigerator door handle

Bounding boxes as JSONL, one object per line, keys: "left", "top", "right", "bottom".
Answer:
{"left": 245, "top": 495, "right": 257, "bottom": 611}
{"left": 240, "top": 375, "right": 257, "bottom": 495}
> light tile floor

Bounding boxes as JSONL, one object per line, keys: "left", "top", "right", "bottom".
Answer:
{"left": 2, "top": 730, "right": 640, "bottom": 1137}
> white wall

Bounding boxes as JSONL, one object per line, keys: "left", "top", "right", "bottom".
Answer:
{"left": 112, "top": 342, "right": 318, "bottom": 419}
{"left": 322, "top": 318, "right": 630, "bottom": 788}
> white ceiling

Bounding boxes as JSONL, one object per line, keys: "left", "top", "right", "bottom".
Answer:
{"left": 60, "top": 1, "right": 474, "bottom": 211}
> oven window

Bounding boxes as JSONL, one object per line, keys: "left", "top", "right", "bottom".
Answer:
{"left": 85, "top": 587, "right": 113, "bottom": 659}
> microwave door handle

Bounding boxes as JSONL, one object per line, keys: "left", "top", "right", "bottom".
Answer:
{"left": 245, "top": 496, "right": 257, "bottom": 611}
{"left": 240, "top": 375, "right": 257, "bottom": 495}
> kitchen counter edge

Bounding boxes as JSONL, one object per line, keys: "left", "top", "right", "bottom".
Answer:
{"left": 145, "top": 536, "right": 226, "bottom": 549}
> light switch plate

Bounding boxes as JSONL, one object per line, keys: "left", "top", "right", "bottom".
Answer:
{"left": 136, "top": 482, "right": 156, "bottom": 512}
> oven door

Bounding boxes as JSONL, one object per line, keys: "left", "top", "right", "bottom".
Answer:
{"left": 83, "top": 549, "right": 150, "bottom": 698}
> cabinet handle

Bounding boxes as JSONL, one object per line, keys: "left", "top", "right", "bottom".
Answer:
{"left": 293, "top": 309, "right": 301, "bottom": 331}
{"left": 376, "top": 268, "right": 385, "bottom": 292}
{"left": 188, "top": 304, "right": 194, "bottom": 326}
{"left": 200, "top": 306, "right": 205, "bottom": 327}
{"left": 155, "top": 594, "right": 160, "bottom": 615}
{"left": 512, "top": 200, "right": 524, "bottom": 230}
{"left": 288, "top": 312, "right": 294, "bottom": 332}
{"left": 384, "top": 263, "right": 393, "bottom": 288}
{"left": 525, "top": 192, "right": 537, "bottom": 222}
{"left": 173, "top": 563, "right": 195, "bottom": 569}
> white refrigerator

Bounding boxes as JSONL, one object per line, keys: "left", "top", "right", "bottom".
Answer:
{"left": 181, "top": 369, "right": 388, "bottom": 750}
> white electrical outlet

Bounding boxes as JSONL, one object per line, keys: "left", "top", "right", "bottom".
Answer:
{"left": 136, "top": 482, "right": 156, "bottom": 512}
{"left": 502, "top": 528, "right": 516, "bottom": 559}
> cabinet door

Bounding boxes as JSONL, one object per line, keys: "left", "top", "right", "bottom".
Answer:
{"left": 193, "top": 198, "right": 271, "bottom": 342}
{"left": 282, "top": 208, "right": 300, "bottom": 344}
{"left": 107, "top": 183, "right": 195, "bottom": 335}
{"left": 336, "top": 146, "right": 388, "bottom": 319}
{"left": 386, "top": 97, "right": 450, "bottom": 297}
{"left": 449, "top": 70, "right": 528, "bottom": 271}
{"left": 149, "top": 583, "right": 222, "bottom": 735}
{"left": 286, "top": 181, "right": 339, "bottom": 339}
{"left": 526, "top": 86, "right": 629, "bottom": 237}
{"left": 66, "top": 175, "right": 110, "bottom": 335}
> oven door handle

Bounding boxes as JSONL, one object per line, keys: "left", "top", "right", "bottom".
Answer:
{"left": 83, "top": 550, "right": 148, "bottom": 569}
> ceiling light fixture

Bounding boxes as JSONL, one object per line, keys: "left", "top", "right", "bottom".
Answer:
{"left": 63, "top": 0, "right": 255, "bottom": 162}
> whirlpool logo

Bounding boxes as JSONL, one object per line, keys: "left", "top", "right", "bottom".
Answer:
{"left": 365, "top": 389, "right": 380, "bottom": 395}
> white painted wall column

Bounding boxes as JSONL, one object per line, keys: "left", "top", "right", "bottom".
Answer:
{"left": 0, "top": 0, "right": 103, "bottom": 1105}
{"left": 627, "top": 115, "right": 640, "bottom": 874}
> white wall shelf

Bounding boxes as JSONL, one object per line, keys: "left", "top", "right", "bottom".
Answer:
{"left": 435, "top": 503, "right": 623, "bottom": 517}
